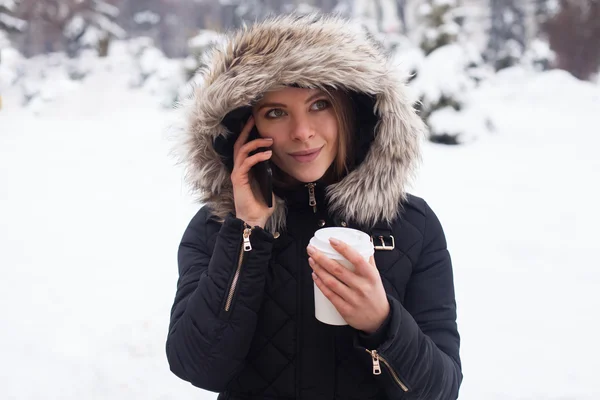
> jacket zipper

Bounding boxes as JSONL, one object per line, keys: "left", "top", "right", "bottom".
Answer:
{"left": 305, "top": 183, "right": 317, "bottom": 213}
{"left": 224, "top": 224, "right": 253, "bottom": 312}
{"left": 366, "top": 349, "right": 410, "bottom": 392}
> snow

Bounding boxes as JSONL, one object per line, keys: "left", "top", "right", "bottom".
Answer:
{"left": 64, "top": 15, "right": 86, "bottom": 40}
{"left": 95, "top": 0, "right": 119, "bottom": 18}
{"left": 290, "top": 3, "right": 319, "bottom": 15}
{"left": 0, "top": 46, "right": 24, "bottom": 87}
{"left": 0, "top": 0, "right": 16, "bottom": 10}
{"left": 391, "top": 40, "right": 425, "bottom": 77}
{"left": 0, "top": 11, "right": 27, "bottom": 31}
{"left": 412, "top": 43, "right": 479, "bottom": 107}
{"left": 188, "top": 30, "right": 224, "bottom": 52}
{"left": 378, "top": 0, "right": 401, "bottom": 33}
{"left": 134, "top": 11, "right": 161, "bottom": 25}
{"left": 1, "top": 56, "right": 600, "bottom": 400}
{"left": 0, "top": 39, "right": 186, "bottom": 112}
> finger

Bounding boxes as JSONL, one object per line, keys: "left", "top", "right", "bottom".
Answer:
{"left": 328, "top": 238, "right": 375, "bottom": 278}
{"left": 308, "top": 247, "right": 360, "bottom": 289}
{"left": 236, "top": 138, "right": 273, "bottom": 165}
{"left": 237, "top": 150, "right": 273, "bottom": 176}
{"left": 312, "top": 272, "right": 351, "bottom": 316}
{"left": 308, "top": 257, "right": 354, "bottom": 302}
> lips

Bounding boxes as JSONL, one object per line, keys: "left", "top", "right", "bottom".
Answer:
{"left": 289, "top": 147, "right": 322, "bottom": 163}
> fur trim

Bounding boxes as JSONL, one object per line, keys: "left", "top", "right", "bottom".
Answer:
{"left": 175, "top": 13, "right": 425, "bottom": 233}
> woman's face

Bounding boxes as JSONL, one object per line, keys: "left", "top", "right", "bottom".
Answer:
{"left": 252, "top": 87, "right": 339, "bottom": 184}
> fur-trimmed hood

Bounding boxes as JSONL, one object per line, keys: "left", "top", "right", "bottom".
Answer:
{"left": 177, "top": 13, "right": 426, "bottom": 233}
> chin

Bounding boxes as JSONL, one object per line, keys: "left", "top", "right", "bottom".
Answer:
{"left": 287, "top": 167, "right": 328, "bottom": 183}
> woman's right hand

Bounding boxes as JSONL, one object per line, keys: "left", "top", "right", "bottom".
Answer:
{"left": 231, "top": 116, "right": 275, "bottom": 229}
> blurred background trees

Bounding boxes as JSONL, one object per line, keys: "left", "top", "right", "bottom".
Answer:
{"left": 1, "top": 0, "right": 599, "bottom": 140}
{"left": 2, "top": 0, "right": 599, "bottom": 80}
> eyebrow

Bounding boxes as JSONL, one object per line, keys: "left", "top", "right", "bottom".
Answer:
{"left": 256, "top": 91, "right": 326, "bottom": 111}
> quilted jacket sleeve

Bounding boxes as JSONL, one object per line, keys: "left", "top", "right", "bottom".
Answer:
{"left": 166, "top": 207, "right": 274, "bottom": 392}
{"left": 361, "top": 201, "right": 462, "bottom": 399}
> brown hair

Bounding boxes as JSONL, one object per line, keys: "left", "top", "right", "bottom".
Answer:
{"left": 327, "top": 89, "right": 355, "bottom": 181}
{"left": 271, "top": 88, "right": 355, "bottom": 188}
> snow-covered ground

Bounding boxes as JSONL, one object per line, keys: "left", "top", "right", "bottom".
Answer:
{"left": 1, "top": 59, "right": 599, "bottom": 400}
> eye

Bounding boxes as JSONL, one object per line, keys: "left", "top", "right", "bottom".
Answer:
{"left": 265, "top": 109, "right": 286, "bottom": 119}
{"left": 311, "top": 99, "right": 330, "bottom": 111}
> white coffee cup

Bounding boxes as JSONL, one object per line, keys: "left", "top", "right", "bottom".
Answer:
{"left": 309, "top": 227, "right": 374, "bottom": 325}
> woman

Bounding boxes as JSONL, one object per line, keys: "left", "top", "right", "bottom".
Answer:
{"left": 167, "top": 13, "right": 462, "bottom": 400}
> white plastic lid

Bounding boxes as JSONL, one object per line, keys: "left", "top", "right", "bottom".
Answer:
{"left": 309, "top": 227, "right": 374, "bottom": 260}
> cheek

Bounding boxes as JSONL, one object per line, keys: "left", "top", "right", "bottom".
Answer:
{"left": 321, "top": 116, "right": 339, "bottom": 145}
{"left": 268, "top": 141, "right": 287, "bottom": 162}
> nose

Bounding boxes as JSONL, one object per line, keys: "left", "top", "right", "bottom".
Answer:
{"left": 290, "top": 115, "right": 315, "bottom": 142}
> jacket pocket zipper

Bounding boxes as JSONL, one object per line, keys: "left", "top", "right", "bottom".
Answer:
{"left": 366, "top": 349, "right": 410, "bottom": 392}
{"left": 224, "top": 224, "right": 253, "bottom": 312}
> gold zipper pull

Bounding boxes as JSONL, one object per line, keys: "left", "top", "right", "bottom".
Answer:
{"left": 371, "top": 350, "right": 382, "bottom": 375}
{"left": 243, "top": 226, "right": 252, "bottom": 252}
{"left": 306, "top": 183, "right": 317, "bottom": 213}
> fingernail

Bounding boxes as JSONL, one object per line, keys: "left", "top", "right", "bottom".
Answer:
{"left": 308, "top": 257, "right": 314, "bottom": 266}
{"left": 312, "top": 272, "right": 318, "bottom": 281}
{"left": 329, "top": 238, "right": 341, "bottom": 246}
{"left": 307, "top": 246, "right": 314, "bottom": 255}
{"left": 265, "top": 138, "right": 273, "bottom": 141}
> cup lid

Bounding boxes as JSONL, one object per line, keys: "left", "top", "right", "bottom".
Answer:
{"left": 311, "top": 227, "right": 374, "bottom": 259}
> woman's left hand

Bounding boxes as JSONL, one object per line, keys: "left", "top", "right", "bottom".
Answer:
{"left": 307, "top": 239, "right": 390, "bottom": 334}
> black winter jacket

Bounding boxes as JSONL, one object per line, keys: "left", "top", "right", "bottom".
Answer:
{"left": 167, "top": 14, "right": 462, "bottom": 400}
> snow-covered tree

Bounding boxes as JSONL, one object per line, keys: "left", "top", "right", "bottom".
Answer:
{"left": 184, "top": 29, "right": 225, "bottom": 81}
{"left": 0, "top": 0, "right": 26, "bottom": 33}
{"left": 412, "top": 0, "right": 494, "bottom": 144}
{"left": 353, "top": 0, "right": 403, "bottom": 33}
{"left": 412, "top": 42, "right": 492, "bottom": 144}
{"left": 63, "top": 0, "right": 125, "bottom": 58}
{"left": 418, "top": 0, "right": 461, "bottom": 55}
{"left": 535, "top": 0, "right": 559, "bottom": 25}
{"left": 485, "top": 0, "right": 527, "bottom": 71}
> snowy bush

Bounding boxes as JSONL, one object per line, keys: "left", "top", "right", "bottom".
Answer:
{"left": 184, "top": 29, "right": 224, "bottom": 81}
{"left": 390, "top": 38, "right": 425, "bottom": 84}
{"left": 427, "top": 105, "right": 492, "bottom": 144}
{"left": 418, "top": 0, "right": 461, "bottom": 56}
{"left": 408, "top": 0, "right": 494, "bottom": 144}
{"left": 145, "top": 58, "right": 186, "bottom": 109}
{"left": 15, "top": 54, "right": 79, "bottom": 113}
{"left": 65, "top": 49, "right": 97, "bottom": 81}
{"left": 126, "top": 37, "right": 185, "bottom": 109}
{"left": 522, "top": 38, "right": 555, "bottom": 72}
{"left": 0, "top": 40, "right": 24, "bottom": 89}
{"left": 127, "top": 37, "right": 161, "bottom": 88}
{"left": 411, "top": 43, "right": 493, "bottom": 144}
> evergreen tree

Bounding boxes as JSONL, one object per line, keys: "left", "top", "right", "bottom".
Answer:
{"left": 486, "top": 0, "right": 527, "bottom": 70}
{"left": 418, "top": 0, "right": 461, "bottom": 55}
{"left": 63, "top": 0, "right": 125, "bottom": 57}
{"left": 353, "top": 0, "right": 403, "bottom": 33}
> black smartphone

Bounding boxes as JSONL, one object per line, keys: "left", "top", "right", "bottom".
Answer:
{"left": 218, "top": 107, "right": 273, "bottom": 208}
{"left": 247, "top": 125, "right": 273, "bottom": 208}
